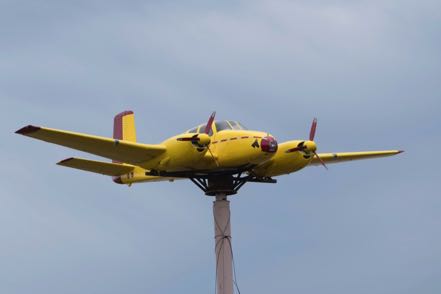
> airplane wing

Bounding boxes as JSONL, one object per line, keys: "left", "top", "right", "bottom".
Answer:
{"left": 57, "top": 157, "right": 135, "bottom": 176}
{"left": 15, "top": 125, "right": 166, "bottom": 166}
{"left": 309, "top": 150, "right": 403, "bottom": 166}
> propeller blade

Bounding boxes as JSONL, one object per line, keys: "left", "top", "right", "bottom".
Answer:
{"left": 313, "top": 151, "right": 328, "bottom": 170}
{"left": 207, "top": 145, "right": 220, "bottom": 167}
{"left": 177, "top": 134, "right": 200, "bottom": 142}
{"left": 286, "top": 141, "right": 305, "bottom": 153}
{"left": 205, "top": 111, "right": 216, "bottom": 135}
{"left": 286, "top": 147, "right": 300, "bottom": 153}
{"left": 309, "top": 118, "right": 317, "bottom": 141}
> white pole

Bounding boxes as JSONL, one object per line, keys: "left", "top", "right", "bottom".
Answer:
{"left": 213, "top": 194, "right": 233, "bottom": 294}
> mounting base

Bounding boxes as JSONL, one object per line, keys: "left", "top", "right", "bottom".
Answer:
{"left": 204, "top": 176, "right": 239, "bottom": 196}
{"left": 190, "top": 174, "right": 277, "bottom": 196}
{"left": 147, "top": 168, "right": 276, "bottom": 196}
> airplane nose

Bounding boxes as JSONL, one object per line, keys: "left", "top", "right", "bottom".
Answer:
{"left": 261, "top": 136, "right": 278, "bottom": 153}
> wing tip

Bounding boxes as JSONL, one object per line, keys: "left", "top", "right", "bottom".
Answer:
{"left": 57, "top": 157, "right": 75, "bottom": 165}
{"left": 397, "top": 150, "right": 404, "bottom": 154}
{"left": 15, "top": 125, "right": 41, "bottom": 135}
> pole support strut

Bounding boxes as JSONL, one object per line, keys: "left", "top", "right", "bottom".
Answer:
{"left": 213, "top": 193, "right": 233, "bottom": 294}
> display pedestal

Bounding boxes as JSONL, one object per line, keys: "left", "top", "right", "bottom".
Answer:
{"left": 213, "top": 193, "right": 233, "bottom": 294}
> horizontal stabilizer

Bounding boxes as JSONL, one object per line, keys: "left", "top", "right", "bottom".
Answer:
{"left": 310, "top": 150, "right": 403, "bottom": 166}
{"left": 15, "top": 125, "right": 166, "bottom": 166}
{"left": 57, "top": 157, "right": 135, "bottom": 176}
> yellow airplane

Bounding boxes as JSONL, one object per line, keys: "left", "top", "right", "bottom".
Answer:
{"left": 15, "top": 111, "right": 403, "bottom": 195}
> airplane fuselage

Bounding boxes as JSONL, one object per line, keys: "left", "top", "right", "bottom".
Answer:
{"left": 117, "top": 129, "right": 313, "bottom": 185}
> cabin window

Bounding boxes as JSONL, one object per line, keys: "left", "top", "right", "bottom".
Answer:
{"left": 215, "top": 121, "right": 232, "bottom": 132}
{"left": 229, "top": 121, "right": 243, "bottom": 130}
{"left": 236, "top": 122, "right": 248, "bottom": 130}
{"left": 188, "top": 128, "right": 197, "bottom": 133}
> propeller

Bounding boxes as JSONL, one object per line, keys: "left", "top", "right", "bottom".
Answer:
{"left": 313, "top": 150, "right": 328, "bottom": 170}
{"left": 309, "top": 118, "right": 317, "bottom": 141}
{"left": 176, "top": 133, "right": 201, "bottom": 143}
{"left": 202, "top": 111, "right": 219, "bottom": 166}
{"left": 205, "top": 111, "right": 216, "bottom": 135}
{"left": 285, "top": 141, "right": 306, "bottom": 153}
{"left": 177, "top": 111, "right": 219, "bottom": 166}
{"left": 285, "top": 118, "right": 328, "bottom": 170}
{"left": 177, "top": 112, "right": 216, "bottom": 146}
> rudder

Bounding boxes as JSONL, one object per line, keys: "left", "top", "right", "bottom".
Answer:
{"left": 113, "top": 110, "right": 137, "bottom": 142}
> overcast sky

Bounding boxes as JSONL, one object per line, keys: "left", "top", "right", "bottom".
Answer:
{"left": 1, "top": 1, "right": 440, "bottom": 293}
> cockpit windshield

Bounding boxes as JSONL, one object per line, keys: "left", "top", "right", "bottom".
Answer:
{"left": 214, "top": 121, "right": 231, "bottom": 132}
{"left": 215, "top": 121, "right": 248, "bottom": 131}
{"left": 186, "top": 124, "right": 213, "bottom": 136}
{"left": 228, "top": 121, "right": 247, "bottom": 130}
{"left": 186, "top": 120, "right": 247, "bottom": 134}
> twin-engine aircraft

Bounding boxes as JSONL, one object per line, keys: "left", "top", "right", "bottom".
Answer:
{"left": 15, "top": 111, "right": 402, "bottom": 195}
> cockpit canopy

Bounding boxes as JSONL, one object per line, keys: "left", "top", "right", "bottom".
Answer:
{"left": 186, "top": 120, "right": 248, "bottom": 135}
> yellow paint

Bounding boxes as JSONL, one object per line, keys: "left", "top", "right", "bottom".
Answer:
{"left": 144, "top": 129, "right": 276, "bottom": 172}
{"left": 16, "top": 114, "right": 403, "bottom": 186}
{"left": 122, "top": 113, "right": 137, "bottom": 142}
{"left": 118, "top": 166, "right": 175, "bottom": 184}
{"left": 57, "top": 157, "right": 135, "bottom": 176}
{"left": 253, "top": 140, "right": 313, "bottom": 177}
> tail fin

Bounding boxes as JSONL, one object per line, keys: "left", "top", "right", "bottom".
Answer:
{"left": 113, "top": 110, "right": 137, "bottom": 142}
{"left": 113, "top": 111, "right": 137, "bottom": 164}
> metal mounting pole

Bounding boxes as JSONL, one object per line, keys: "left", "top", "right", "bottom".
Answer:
{"left": 213, "top": 193, "right": 233, "bottom": 294}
